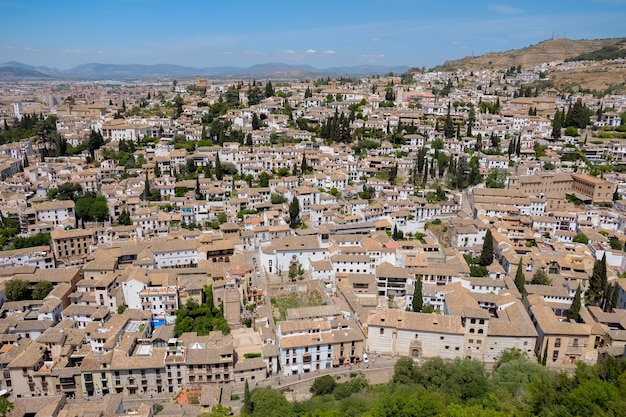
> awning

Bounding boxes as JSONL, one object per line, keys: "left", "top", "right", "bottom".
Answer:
{"left": 302, "top": 365, "right": 311, "bottom": 370}
{"left": 291, "top": 366, "right": 298, "bottom": 372}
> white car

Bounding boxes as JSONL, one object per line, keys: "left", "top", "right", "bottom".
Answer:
{"left": 362, "top": 354, "right": 369, "bottom": 363}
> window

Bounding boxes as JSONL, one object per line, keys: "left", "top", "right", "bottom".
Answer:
{"left": 379, "top": 328, "right": 384, "bottom": 335}
{"left": 555, "top": 338, "right": 561, "bottom": 348}
{"left": 552, "top": 350, "right": 559, "bottom": 361}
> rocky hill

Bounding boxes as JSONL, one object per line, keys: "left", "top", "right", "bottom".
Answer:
{"left": 435, "top": 38, "right": 626, "bottom": 71}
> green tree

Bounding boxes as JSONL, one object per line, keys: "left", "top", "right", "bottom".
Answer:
{"left": 5, "top": 278, "right": 30, "bottom": 301}
{"left": 485, "top": 169, "right": 507, "bottom": 188}
{"left": 215, "top": 153, "right": 223, "bottom": 180}
{"left": 551, "top": 109, "right": 562, "bottom": 140}
{"left": 243, "top": 380, "right": 252, "bottom": 415}
{"left": 568, "top": 284, "right": 582, "bottom": 322}
{"left": 310, "top": 375, "right": 337, "bottom": 396}
{"left": 514, "top": 260, "right": 525, "bottom": 294}
{"left": 248, "top": 387, "right": 293, "bottom": 417}
{"left": 258, "top": 171, "right": 271, "bottom": 187}
{"left": 479, "top": 229, "right": 494, "bottom": 266}
{"left": 265, "top": 80, "right": 274, "bottom": 98}
{"left": 389, "top": 163, "right": 398, "bottom": 185}
{"left": 198, "top": 404, "right": 233, "bottom": 417}
{"left": 531, "top": 269, "right": 551, "bottom": 285}
{"left": 117, "top": 208, "right": 132, "bottom": 225}
{"left": 0, "top": 397, "right": 14, "bottom": 417}
{"left": 289, "top": 197, "right": 300, "bottom": 229}
{"left": 271, "top": 193, "right": 288, "bottom": 204}
{"left": 588, "top": 254, "right": 607, "bottom": 305}
{"left": 573, "top": 233, "right": 589, "bottom": 244}
{"left": 87, "top": 129, "right": 105, "bottom": 159}
{"left": 251, "top": 113, "right": 262, "bottom": 130}
{"left": 393, "top": 357, "right": 417, "bottom": 384}
{"left": 412, "top": 276, "right": 423, "bottom": 312}
{"left": 32, "top": 280, "right": 53, "bottom": 300}
{"left": 248, "top": 86, "right": 263, "bottom": 106}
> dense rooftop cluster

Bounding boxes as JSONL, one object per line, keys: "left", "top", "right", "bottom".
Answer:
{"left": 0, "top": 58, "right": 626, "bottom": 416}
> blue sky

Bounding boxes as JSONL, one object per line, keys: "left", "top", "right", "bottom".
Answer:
{"left": 2, "top": 0, "right": 625, "bottom": 69}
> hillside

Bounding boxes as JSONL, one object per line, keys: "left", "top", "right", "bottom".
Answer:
{"left": 435, "top": 38, "right": 626, "bottom": 71}
{"left": 551, "top": 63, "right": 626, "bottom": 95}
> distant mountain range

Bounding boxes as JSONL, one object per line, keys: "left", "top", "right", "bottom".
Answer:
{"left": 0, "top": 61, "right": 410, "bottom": 80}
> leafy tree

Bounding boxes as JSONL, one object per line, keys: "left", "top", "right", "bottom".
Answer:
{"left": 573, "top": 233, "right": 589, "bottom": 244}
{"left": 248, "top": 387, "right": 294, "bottom": 417}
{"left": 5, "top": 278, "right": 30, "bottom": 301}
{"left": 568, "top": 284, "right": 582, "bottom": 321}
{"left": 412, "top": 276, "right": 423, "bottom": 312}
{"left": 485, "top": 169, "right": 507, "bottom": 188}
{"left": 248, "top": 86, "right": 263, "bottom": 106}
{"left": 117, "top": 209, "right": 132, "bottom": 225}
{"left": 289, "top": 197, "right": 300, "bottom": 229}
{"left": 393, "top": 357, "right": 417, "bottom": 384}
{"left": 0, "top": 397, "right": 14, "bottom": 417}
{"left": 514, "top": 260, "right": 525, "bottom": 294}
{"left": 11, "top": 232, "right": 50, "bottom": 250}
{"left": 198, "top": 404, "right": 233, "bottom": 417}
{"left": 32, "top": 280, "right": 53, "bottom": 300}
{"left": 251, "top": 113, "right": 262, "bottom": 130}
{"left": 87, "top": 129, "right": 105, "bottom": 159}
{"left": 479, "top": 229, "right": 494, "bottom": 266}
{"left": 531, "top": 269, "right": 551, "bottom": 285}
{"left": 271, "top": 193, "right": 288, "bottom": 204}
{"left": 310, "top": 375, "right": 337, "bottom": 396}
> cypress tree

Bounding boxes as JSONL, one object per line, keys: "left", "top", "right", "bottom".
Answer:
{"left": 412, "top": 277, "right": 423, "bottom": 312}
{"left": 552, "top": 109, "right": 562, "bottom": 139}
{"left": 514, "top": 260, "right": 525, "bottom": 294}
{"left": 143, "top": 171, "right": 150, "bottom": 200}
{"left": 589, "top": 254, "right": 607, "bottom": 305}
{"left": 541, "top": 338, "right": 549, "bottom": 366}
{"left": 215, "top": 153, "right": 223, "bottom": 180}
{"left": 479, "top": 229, "right": 494, "bottom": 266}
{"left": 567, "top": 284, "right": 581, "bottom": 322}
{"left": 289, "top": 197, "right": 300, "bottom": 229}
{"left": 610, "top": 282, "right": 619, "bottom": 312}
{"left": 243, "top": 379, "right": 252, "bottom": 415}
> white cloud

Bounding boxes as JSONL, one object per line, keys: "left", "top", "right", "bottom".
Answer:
{"left": 305, "top": 49, "right": 316, "bottom": 54}
{"left": 218, "top": 51, "right": 233, "bottom": 55}
{"left": 24, "top": 47, "right": 38, "bottom": 52}
{"left": 361, "top": 54, "right": 384, "bottom": 59}
{"left": 2, "top": 44, "right": 14, "bottom": 49}
{"left": 64, "top": 48, "right": 81, "bottom": 54}
{"left": 489, "top": 4, "right": 523, "bottom": 14}
{"left": 323, "top": 50, "right": 336, "bottom": 55}
{"left": 280, "top": 49, "right": 295, "bottom": 55}
{"left": 97, "top": 50, "right": 104, "bottom": 54}
{"left": 371, "top": 37, "right": 379, "bottom": 42}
